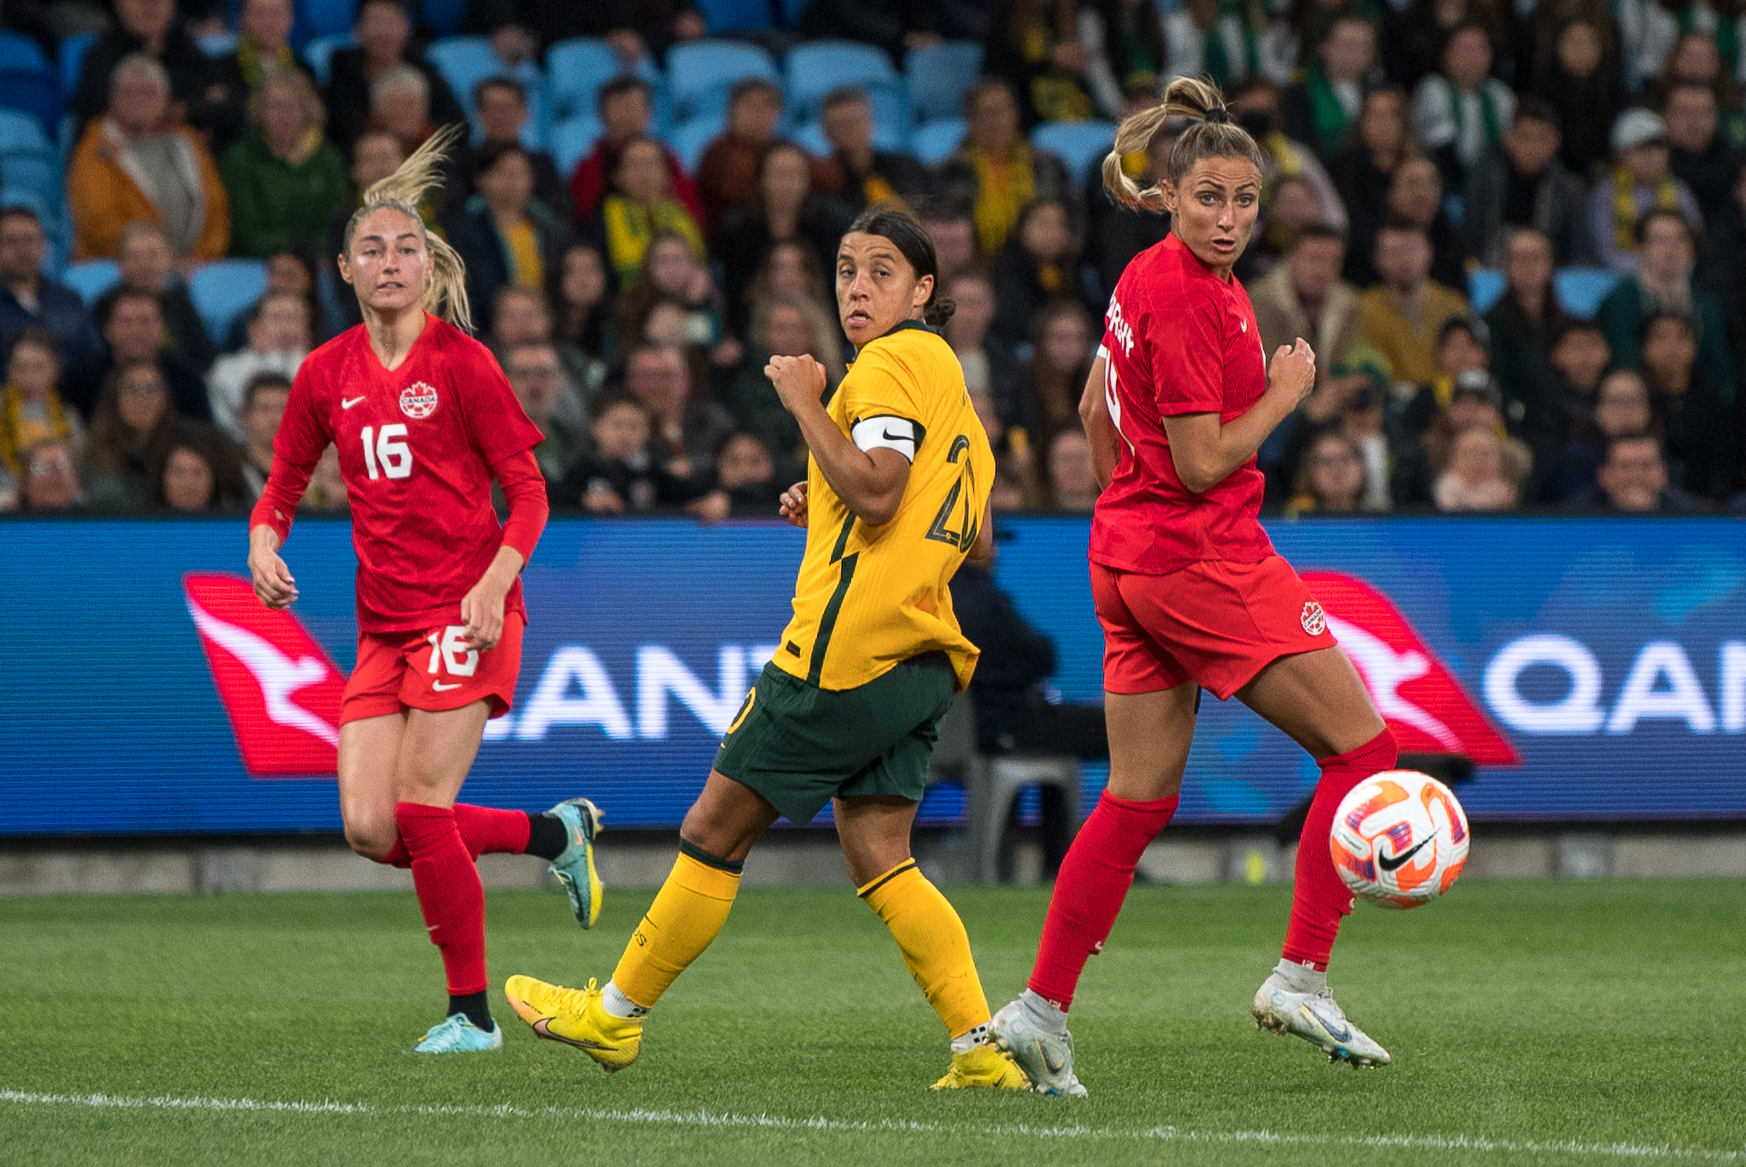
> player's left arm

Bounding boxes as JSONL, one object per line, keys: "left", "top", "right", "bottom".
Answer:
{"left": 460, "top": 447, "right": 548, "bottom": 652}
{"left": 767, "top": 353, "right": 911, "bottom": 526}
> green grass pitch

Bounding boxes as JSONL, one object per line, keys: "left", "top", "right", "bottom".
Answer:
{"left": 2, "top": 878, "right": 1743, "bottom": 1166}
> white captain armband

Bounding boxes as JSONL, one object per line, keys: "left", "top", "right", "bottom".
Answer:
{"left": 850, "top": 415, "right": 919, "bottom": 462}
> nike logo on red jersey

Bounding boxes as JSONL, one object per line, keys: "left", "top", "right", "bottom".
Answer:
{"left": 1300, "top": 571, "right": 1521, "bottom": 766}
{"left": 342, "top": 396, "right": 366, "bottom": 409}
{"left": 184, "top": 574, "right": 343, "bottom": 777}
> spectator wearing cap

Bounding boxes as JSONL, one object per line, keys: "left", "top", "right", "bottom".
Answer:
{"left": 1357, "top": 218, "right": 1470, "bottom": 390}
{"left": 325, "top": 0, "right": 467, "bottom": 159}
{"left": 0, "top": 207, "right": 103, "bottom": 370}
{"left": 1590, "top": 108, "right": 1704, "bottom": 274}
{"left": 206, "top": 292, "right": 310, "bottom": 440}
{"left": 221, "top": 69, "right": 350, "bottom": 260}
{"left": 1251, "top": 223, "right": 1363, "bottom": 381}
{"left": 1462, "top": 98, "right": 1596, "bottom": 268}
{"left": 1663, "top": 81, "right": 1745, "bottom": 227}
{"left": 811, "top": 87, "right": 932, "bottom": 214}
{"left": 64, "top": 288, "right": 210, "bottom": 423}
{"left": 457, "top": 77, "right": 569, "bottom": 221}
{"left": 1571, "top": 431, "right": 1701, "bottom": 511}
{"left": 452, "top": 143, "right": 575, "bottom": 336}
{"left": 1412, "top": 23, "right": 1516, "bottom": 190}
{"left": 1595, "top": 208, "right": 1733, "bottom": 387}
{"left": 1419, "top": 367, "right": 1533, "bottom": 488}
{"left": 569, "top": 78, "right": 703, "bottom": 228}
{"left": 93, "top": 222, "right": 214, "bottom": 372}
{"left": 70, "top": 0, "right": 241, "bottom": 147}
{"left": 66, "top": 54, "right": 231, "bottom": 263}
{"left": 1639, "top": 311, "right": 1737, "bottom": 502}
{"left": 935, "top": 79, "right": 1074, "bottom": 261}
{"left": 696, "top": 79, "right": 788, "bottom": 244}
{"left": 1282, "top": 15, "right": 1378, "bottom": 161}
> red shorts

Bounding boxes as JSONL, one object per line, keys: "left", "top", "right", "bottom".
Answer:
{"left": 1091, "top": 556, "right": 1336, "bottom": 700}
{"left": 340, "top": 612, "right": 525, "bottom": 725}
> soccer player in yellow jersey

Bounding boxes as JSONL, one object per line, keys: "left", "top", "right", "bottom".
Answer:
{"left": 504, "top": 205, "right": 1027, "bottom": 1090}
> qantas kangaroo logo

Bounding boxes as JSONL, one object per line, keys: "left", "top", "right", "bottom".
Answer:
{"left": 184, "top": 573, "right": 343, "bottom": 777}
{"left": 1301, "top": 571, "right": 1520, "bottom": 766}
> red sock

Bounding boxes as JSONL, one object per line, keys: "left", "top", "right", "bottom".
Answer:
{"left": 1027, "top": 791, "right": 1179, "bottom": 1010}
{"left": 375, "top": 803, "right": 530, "bottom": 867}
{"left": 1282, "top": 728, "right": 1398, "bottom": 971}
{"left": 395, "top": 802, "right": 488, "bottom": 995}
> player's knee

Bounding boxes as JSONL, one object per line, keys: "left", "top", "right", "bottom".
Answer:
{"left": 344, "top": 817, "right": 399, "bottom": 862}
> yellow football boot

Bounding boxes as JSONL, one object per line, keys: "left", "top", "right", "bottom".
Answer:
{"left": 504, "top": 975, "right": 643, "bottom": 1072}
{"left": 930, "top": 1042, "right": 1032, "bottom": 1090}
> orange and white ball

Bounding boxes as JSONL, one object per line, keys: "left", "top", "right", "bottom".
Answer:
{"left": 1330, "top": 771, "right": 1470, "bottom": 909}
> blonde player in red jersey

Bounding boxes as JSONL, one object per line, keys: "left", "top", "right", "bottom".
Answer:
{"left": 247, "top": 126, "right": 603, "bottom": 1054}
{"left": 990, "top": 78, "right": 1401, "bottom": 1094}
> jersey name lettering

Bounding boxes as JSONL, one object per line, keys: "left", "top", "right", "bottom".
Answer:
{"left": 1105, "top": 294, "right": 1135, "bottom": 358}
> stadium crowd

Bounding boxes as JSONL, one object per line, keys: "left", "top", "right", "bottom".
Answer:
{"left": 0, "top": 0, "right": 1742, "bottom": 517}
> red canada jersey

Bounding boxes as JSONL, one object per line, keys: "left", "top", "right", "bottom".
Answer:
{"left": 1090, "top": 234, "right": 1276, "bottom": 575}
{"left": 274, "top": 315, "right": 543, "bottom": 633}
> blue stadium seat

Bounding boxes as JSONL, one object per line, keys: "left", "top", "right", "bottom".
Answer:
{"left": 669, "top": 115, "right": 726, "bottom": 174}
{"left": 1467, "top": 267, "right": 1505, "bottom": 315}
{"left": 0, "top": 149, "right": 58, "bottom": 212}
{"left": 665, "top": 40, "right": 779, "bottom": 124}
{"left": 785, "top": 40, "right": 898, "bottom": 121}
{"left": 910, "top": 118, "right": 964, "bottom": 165}
{"left": 189, "top": 260, "right": 269, "bottom": 344}
{"left": 0, "top": 69, "right": 60, "bottom": 139}
{"left": 196, "top": 31, "right": 238, "bottom": 57}
{"left": 546, "top": 38, "right": 663, "bottom": 123}
{"left": 1555, "top": 266, "right": 1623, "bottom": 319}
{"left": 62, "top": 259, "right": 120, "bottom": 305}
{"left": 549, "top": 116, "right": 602, "bottom": 175}
{"left": 300, "top": 0, "right": 358, "bottom": 39}
{"left": 301, "top": 33, "right": 357, "bottom": 87}
{"left": 697, "top": 0, "right": 776, "bottom": 33}
{"left": 779, "top": 0, "right": 809, "bottom": 27}
{"left": 1030, "top": 120, "right": 1118, "bottom": 178}
{"left": 428, "top": 37, "right": 530, "bottom": 117}
{"left": 0, "top": 30, "right": 52, "bottom": 74}
{"left": 905, "top": 40, "right": 981, "bottom": 123}
{"left": 0, "top": 107, "right": 50, "bottom": 152}
{"left": 420, "top": 0, "right": 468, "bottom": 38}
{"left": 58, "top": 31, "right": 97, "bottom": 101}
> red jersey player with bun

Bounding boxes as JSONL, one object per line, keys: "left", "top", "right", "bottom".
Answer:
{"left": 988, "top": 78, "right": 1401, "bottom": 1093}
{"left": 247, "top": 125, "right": 604, "bottom": 1055}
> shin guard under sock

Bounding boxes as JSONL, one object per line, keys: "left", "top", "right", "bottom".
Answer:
{"left": 1282, "top": 728, "right": 1399, "bottom": 970}
{"left": 395, "top": 802, "right": 489, "bottom": 995}
{"left": 1027, "top": 791, "right": 1178, "bottom": 1010}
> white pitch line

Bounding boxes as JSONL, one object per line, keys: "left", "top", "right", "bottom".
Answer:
{"left": 1, "top": 1089, "right": 1741, "bottom": 1162}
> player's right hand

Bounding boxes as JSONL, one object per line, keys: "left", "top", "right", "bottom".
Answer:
{"left": 248, "top": 544, "right": 298, "bottom": 609}
{"left": 1268, "top": 338, "right": 1316, "bottom": 405}
{"left": 779, "top": 481, "right": 808, "bottom": 528}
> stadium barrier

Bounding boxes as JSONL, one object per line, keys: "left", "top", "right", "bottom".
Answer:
{"left": 2, "top": 515, "right": 1743, "bottom": 841}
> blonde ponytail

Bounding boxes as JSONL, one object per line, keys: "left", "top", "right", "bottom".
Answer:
{"left": 342, "top": 123, "right": 474, "bottom": 332}
{"left": 1100, "top": 76, "right": 1267, "bottom": 216}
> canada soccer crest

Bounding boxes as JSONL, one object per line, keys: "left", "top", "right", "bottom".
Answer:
{"left": 400, "top": 382, "right": 438, "bottom": 419}
{"left": 1301, "top": 600, "right": 1327, "bottom": 636}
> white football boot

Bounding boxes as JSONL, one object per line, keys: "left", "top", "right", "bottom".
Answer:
{"left": 1252, "top": 971, "right": 1391, "bottom": 1068}
{"left": 990, "top": 993, "right": 1089, "bottom": 1097}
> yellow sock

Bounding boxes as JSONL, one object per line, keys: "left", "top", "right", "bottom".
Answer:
{"left": 859, "top": 859, "right": 991, "bottom": 1039}
{"left": 611, "top": 849, "right": 741, "bottom": 1009}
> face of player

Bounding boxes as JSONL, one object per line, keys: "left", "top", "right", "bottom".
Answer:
{"left": 341, "top": 207, "right": 429, "bottom": 318}
{"left": 1160, "top": 155, "right": 1263, "bottom": 278}
{"left": 163, "top": 446, "right": 215, "bottom": 511}
{"left": 835, "top": 232, "right": 933, "bottom": 348}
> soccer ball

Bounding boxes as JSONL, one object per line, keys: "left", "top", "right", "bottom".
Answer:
{"left": 1330, "top": 770, "right": 1470, "bottom": 909}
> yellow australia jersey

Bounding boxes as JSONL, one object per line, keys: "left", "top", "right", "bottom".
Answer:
{"left": 772, "top": 321, "right": 995, "bottom": 692}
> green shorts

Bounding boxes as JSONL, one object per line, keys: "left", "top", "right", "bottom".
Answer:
{"left": 712, "top": 652, "right": 957, "bottom": 825}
